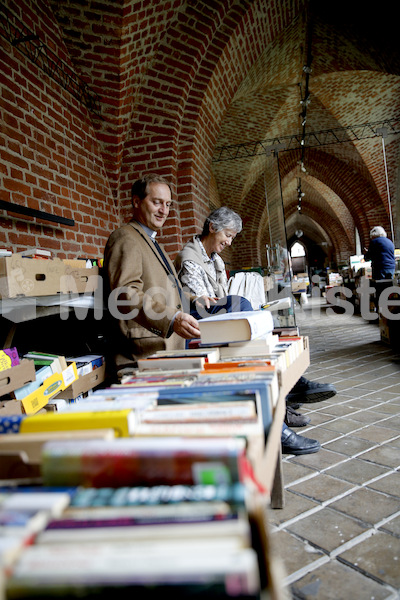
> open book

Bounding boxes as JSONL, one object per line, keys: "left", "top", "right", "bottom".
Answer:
{"left": 198, "top": 310, "right": 274, "bottom": 345}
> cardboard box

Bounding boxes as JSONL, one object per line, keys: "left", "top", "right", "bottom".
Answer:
{"left": 54, "top": 363, "right": 106, "bottom": 400}
{"left": 0, "top": 398, "right": 23, "bottom": 415}
{"left": 61, "top": 263, "right": 99, "bottom": 294}
{"left": 0, "top": 254, "right": 66, "bottom": 298}
{"left": 291, "top": 281, "right": 307, "bottom": 293}
{"left": 0, "top": 359, "right": 36, "bottom": 398}
{"left": 379, "top": 314, "right": 390, "bottom": 345}
{"left": 20, "top": 363, "right": 78, "bottom": 415}
{"left": 0, "top": 255, "right": 99, "bottom": 298}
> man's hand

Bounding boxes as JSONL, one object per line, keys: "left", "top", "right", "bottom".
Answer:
{"left": 173, "top": 312, "right": 201, "bottom": 339}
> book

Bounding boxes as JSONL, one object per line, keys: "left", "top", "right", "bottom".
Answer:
{"left": 59, "top": 397, "right": 157, "bottom": 414}
{"left": 260, "top": 297, "right": 292, "bottom": 311}
{"left": 5, "top": 543, "right": 261, "bottom": 598}
{"left": 13, "top": 365, "right": 52, "bottom": 402}
{"left": 137, "top": 355, "right": 207, "bottom": 372}
{"left": 23, "top": 352, "right": 67, "bottom": 371}
{"left": 273, "top": 326, "right": 299, "bottom": 336}
{"left": 19, "top": 409, "right": 137, "bottom": 438}
{"left": 156, "top": 382, "right": 275, "bottom": 431}
{"left": 114, "top": 371, "right": 277, "bottom": 426}
{"left": 0, "top": 508, "right": 50, "bottom": 537}
{"left": 135, "top": 418, "right": 264, "bottom": 440}
{"left": 151, "top": 347, "right": 221, "bottom": 362}
{"left": 0, "top": 347, "right": 20, "bottom": 371}
{"left": 68, "top": 483, "right": 247, "bottom": 508}
{"left": 34, "top": 509, "right": 250, "bottom": 545}
{"left": 201, "top": 361, "right": 275, "bottom": 374}
{"left": 0, "top": 415, "right": 25, "bottom": 434}
{"left": 0, "top": 429, "right": 116, "bottom": 464}
{"left": 219, "top": 334, "right": 279, "bottom": 359}
{"left": 141, "top": 401, "right": 258, "bottom": 424}
{"left": 79, "top": 390, "right": 158, "bottom": 411}
{"left": 0, "top": 248, "right": 12, "bottom": 257}
{"left": 21, "top": 247, "right": 52, "bottom": 258}
{"left": 118, "top": 371, "right": 199, "bottom": 388}
{"left": 1, "top": 491, "right": 71, "bottom": 516}
{"left": 197, "top": 310, "right": 274, "bottom": 345}
{"left": 41, "top": 437, "right": 247, "bottom": 488}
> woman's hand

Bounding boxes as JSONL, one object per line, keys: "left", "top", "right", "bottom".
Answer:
{"left": 195, "top": 295, "right": 218, "bottom": 309}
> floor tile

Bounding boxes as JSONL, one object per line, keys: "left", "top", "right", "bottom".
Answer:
{"left": 338, "top": 531, "right": 400, "bottom": 589}
{"left": 287, "top": 473, "right": 354, "bottom": 503}
{"left": 268, "top": 528, "right": 324, "bottom": 575}
{"left": 269, "top": 490, "right": 319, "bottom": 527}
{"left": 322, "top": 435, "right": 376, "bottom": 456}
{"left": 279, "top": 461, "right": 317, "bottom": 486}
{"left": 379, "top": 514, "right": 400, "bottom": 536}
{"left": 286, "top": 507, "right": 368, "bottom": 553}
{"left": 328, "top": 487, "right": 400, "bottom": 525}
{"left": 353, "top": 424, "right": 400, "bottom": 443}
{"left": 360, "top": 444, "right": 400, "bottom": 468}
{"left": 290, "top": 559, "right": 394, "bottom": 600}
{"left": 324, "top": 458, "right": 391, "bottom": 484}
{"left": 365, "top": 472, "right": 400, "bottom": 497}
{"left": 289, "top": 448, "right": 347, "bottom": 470}
{"left": 318, "top": 418, "right": 364, "bottom": 434}
{"left": 304, "top": 427, "right": 340, "bottom": 444}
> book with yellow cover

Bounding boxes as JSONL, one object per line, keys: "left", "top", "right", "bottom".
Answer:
{"left": 19, "top": 409, "right": 136, "bottom": 438}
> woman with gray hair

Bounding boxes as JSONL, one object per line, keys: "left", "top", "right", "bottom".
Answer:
{"left": 175, "top": 205, "right": 326, "bottom": 453}
{"left": 174, "top": 206, "right": 251, "bottom": 317}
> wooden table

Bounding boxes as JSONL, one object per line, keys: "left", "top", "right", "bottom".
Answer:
{"left": 258, "top": 337, "right": 310, "bottom": 508}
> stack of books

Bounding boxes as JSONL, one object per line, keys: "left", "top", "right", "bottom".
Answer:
{"left": 4, "top": 438, "right": 267, "bottom": 599}
{"left": 1, "top": 310, "right": 306, "bottom": 599}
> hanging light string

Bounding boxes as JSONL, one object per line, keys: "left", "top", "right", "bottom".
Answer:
{"left": 298, "top": 6, "right": 313, "bottom": 175}
{"left": 297, "top": 177, "right": 305, "bottom": 213}
{"left": 378, "top": 130, "right": 395, "bottom": 242}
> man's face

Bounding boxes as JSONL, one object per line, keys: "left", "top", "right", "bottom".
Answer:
{"left": 133, "top": 182, "right": 172, "bottom": 231}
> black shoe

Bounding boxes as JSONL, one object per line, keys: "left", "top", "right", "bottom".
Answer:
{"left": 286, "top": 376, "right": 337, "bottom": 405}
{"left": 281, "top": 427, "right": 321, "bottom": 455}
{"left": 289, "top": 403, "right": 303, "bottom": 410}
{"left": 285, "top": 406, "right": 311, "bottom": 428}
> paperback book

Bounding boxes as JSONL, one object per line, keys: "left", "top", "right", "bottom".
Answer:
{"left": 41, "top": 437, "right": 248, "bottom": 488}
{"left": 6, "top": 543, "right": 261, "bottom": 599}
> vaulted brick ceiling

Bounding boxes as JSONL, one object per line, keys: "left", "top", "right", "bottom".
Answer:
{"left": 50, "top": 0, "right": 400, "bottom": 269}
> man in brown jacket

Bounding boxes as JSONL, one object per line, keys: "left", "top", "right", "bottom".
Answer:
{"left": 103, "top": 174, "right": 201, "bottom": 375}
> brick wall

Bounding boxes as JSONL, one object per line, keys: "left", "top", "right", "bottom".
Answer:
{"left": 0, "top": 0, "right": 118, "bottom": 259}
{"left": 1, "top": 0, "right": 397, "bottom": 272}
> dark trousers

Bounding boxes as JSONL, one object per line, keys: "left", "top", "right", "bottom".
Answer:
{"left": 374, "top": 275, "right": 394, "bottom": 311}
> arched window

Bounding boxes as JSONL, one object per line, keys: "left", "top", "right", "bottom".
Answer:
{"left": 291, "top": 242, "right": 306, "bottom": 257}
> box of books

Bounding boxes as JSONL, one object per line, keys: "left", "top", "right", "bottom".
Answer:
{"left": 0, "top": 251, "right": 67, "bottom": 298}
{"left": 54, "top": 356, "right": 106, "bottom": 400}
{"left": 0, "top": 251, "right": 99, "bottom": 298}
{"left": 61, "top": 260, "right": 99, "bottom": 294}
{"left": 0, "top": 359, "right": 36, "bottom": 399}
{"left": 13, "top": 357, "right": 79, "bottom": 415}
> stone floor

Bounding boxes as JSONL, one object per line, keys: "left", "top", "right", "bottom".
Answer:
{"left": 268, "top": 297, "right": 400, "bottom": 600}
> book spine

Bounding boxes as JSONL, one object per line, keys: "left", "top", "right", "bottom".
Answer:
{"left": 0, "top": 415, "right": 25, "bottom": 434}
{"left": 41, "top": 443, "right": 244, "bottom": 488}
{"left": 69, "top": 483, "right": 246, "bottom": 508}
